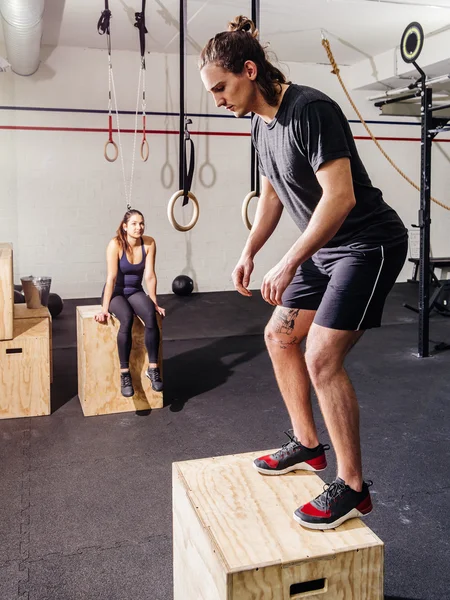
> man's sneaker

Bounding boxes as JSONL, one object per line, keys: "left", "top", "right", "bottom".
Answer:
{"left": 146, "top": 366, "right": 163, "bottom": 392}
{"left": 120, "top": 371, "right": 134, "bottom": 397}
{"left": 253, "top": 431, "right": 330, "bottom": 475}
{"left": 293, "top": 477, "right": 373, "bottom": 530}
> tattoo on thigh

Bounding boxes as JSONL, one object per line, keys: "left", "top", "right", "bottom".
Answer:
{"left": 274, "top": 308, "right": 300, "bottom": 335}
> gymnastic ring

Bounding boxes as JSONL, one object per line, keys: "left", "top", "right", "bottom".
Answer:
{"left": 242, "top": 190, "right": 258, "bottom": 231}
{"left": 104, "top": 140, "right": 118, "bottom": 162}
{"left": 168, "top": 190, "right": 200, "bottom": 232}
{"left": 199, "top": 161, "right": 216, "bottom": 188}
{"left": 141, "top": 138, "right": 149, "bottom": 162}
{"left": 161, "top": 161, "right": 174, "bottom": 189}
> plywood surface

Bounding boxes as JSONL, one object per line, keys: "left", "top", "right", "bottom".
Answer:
{"left": 14, "top": 304, "right": 51, "bottom": 320}
{"left": 175, "top": 451, "right": 383, "bottom": 573}
{"left": 77, "top": 305, "right": 163, "bottom": 416}
{"left": 173, "top": 465, "right": 228, "bottom": 600}
{"left": 0, "top": 317, "right": 51, "bottom": 419}
{"left": 0, "top": 243, "right": 13, "bottom": 341}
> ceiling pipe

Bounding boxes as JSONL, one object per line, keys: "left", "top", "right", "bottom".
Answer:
{"left": 0, "top": 0, "right": 45, "bottom": 76}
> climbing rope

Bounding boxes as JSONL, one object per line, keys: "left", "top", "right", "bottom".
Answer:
{"left": 321, "top": 36, "right": 450, "bottom": 211}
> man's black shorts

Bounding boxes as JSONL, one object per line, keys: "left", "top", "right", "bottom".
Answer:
{"left": 281, "top": 240, "right": 408, "bottom": 331}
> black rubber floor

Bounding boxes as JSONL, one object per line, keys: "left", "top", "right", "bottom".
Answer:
{"left": 1, "top": 283, "right": 449, "bottom": 600}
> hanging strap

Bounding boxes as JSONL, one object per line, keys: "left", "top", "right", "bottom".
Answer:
{"left": 182, "top": 119, "right": 195, "bottom": 206}
{"left": 97, "top": 0, "right": 111, "bottom": 37}
{"left": 134, "top": 0, "right": 149, "bottom": 161}
{"left": 134, "top": 0, "right": 148, "bottom": 69}
{"left": 99, "top": 0, "right": 117, "bottom": 162}
{"left": 250, "top": 139, "right": 260, "bottom": 196}
{"left": 250, "top": 0, "right": 260, "bottom": 197}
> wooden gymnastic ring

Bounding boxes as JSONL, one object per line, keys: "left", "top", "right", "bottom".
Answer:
{"left": 242, "top": 190, "right": 258, "bottom": 231}
{"left": 167, "top": 190, "right": 200, "bottom": 232}
{"left": 141, "top": 138, "right": 149, "bottom": 162}
{"left": 104, "top": 140, "right": 118, "bottom": 162}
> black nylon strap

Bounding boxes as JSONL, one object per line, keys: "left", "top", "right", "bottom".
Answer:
{"left": 182, "top": 121, "right": 195, "bottom": 206}
{"left": 250, "top": 140, "right": 260, "bottom": 196}
{"left": 134, "top": 0, "right": 148, "bottom": 65}
{"left": 250, "top": 0, "right": 260, "bottom": 197}
{"left": 97, "top": 0, "right": 111, "bottom": 36}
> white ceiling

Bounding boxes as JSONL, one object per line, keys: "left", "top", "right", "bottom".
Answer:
{"left": 25, "top": 0, "right": 450, "bottom": 65}
{"left": 1, "top": 0, "right": 450, "bottom": 65}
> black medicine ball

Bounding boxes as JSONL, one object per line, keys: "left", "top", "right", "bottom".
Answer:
{"left": 48, "top": 293, "right": 64, "bottom": 318}
{"left": 172, "top": 275, "right": 194, "bottom": 296}
{"left": 14, "top": 289, "right": 25, "bottom": 303}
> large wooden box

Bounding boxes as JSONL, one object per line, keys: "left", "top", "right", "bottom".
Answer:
{"left": 173, "top": 451, "right": 384, "bottom": 600}
{"left": 14, "top": 304, "right": 53, "bottom": 383}
{"left": 76, "top": 305, "right": 163, "bottom": 416}
{"left": 0, "top": 307, "right": 51, "bottom": 419}
{"left": 0, "top": 243, "right": 14, "bottom": 341}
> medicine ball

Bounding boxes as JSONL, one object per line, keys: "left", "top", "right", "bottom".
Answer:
{"left": 48, "top": 293, "right": 64, "bottom": 318}
{"left": 172, "top": 275, "right": 194, "bottom": 296}
{"left": 14, "top": 289, "right": 25, "bottom": 303}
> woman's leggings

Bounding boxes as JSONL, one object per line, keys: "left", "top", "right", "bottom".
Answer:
{"left": 109, "top": 291, "right": 160, "bottom": 369}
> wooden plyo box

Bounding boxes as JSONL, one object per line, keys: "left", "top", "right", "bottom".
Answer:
{"left": 173, "top": 451, "right": 384, "bottom": 600}
{"left": 14, "top": 304, "right": 53, "bottom": 383}
{"left": 0, "top": 306, "right": 51, "bottom": 419}
{"left": 76, "top": 305, "right": 163, "bottom": 416}
{"left": 0, "top": 243, "right": 14, "bottom": 341}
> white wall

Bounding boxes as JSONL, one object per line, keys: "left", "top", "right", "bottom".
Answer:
{"left": 1, "top": 43, "right": 449, "bottom": 298}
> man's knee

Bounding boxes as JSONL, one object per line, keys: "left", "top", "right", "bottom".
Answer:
{"left": 305, "top": 338, "right": 347, "bottom": 383}
{"left": 304, "top": 343, "right": 333, "bottom": 383}
{"left": 264, "top": 319, "right": 304, "bottom": 353}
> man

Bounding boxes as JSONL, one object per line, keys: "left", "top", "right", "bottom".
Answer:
{"left": 199, "top": 16, "right": 407, "bottom": 530}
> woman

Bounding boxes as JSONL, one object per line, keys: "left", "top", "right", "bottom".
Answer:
{"left": 95, "top": 209, "right": 165, "bottom": 397}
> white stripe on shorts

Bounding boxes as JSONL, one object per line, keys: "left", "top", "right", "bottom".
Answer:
{"left": 357, "top": 245, "right": 385, "bottom": 331}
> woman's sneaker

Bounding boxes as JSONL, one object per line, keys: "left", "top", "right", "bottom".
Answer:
{"left": 146, "top": 366, "right": 163, "bottom": 392}
{"left": 120, "top": 371, "right": 134, "bottom": 397}
{"left": 253, "top": 430, "right": 330, "bottom": 475}
{"left": 293, "top": 477, "right": 373, "bottom": 530}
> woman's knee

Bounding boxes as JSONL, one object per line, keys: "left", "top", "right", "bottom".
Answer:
{"left": 117, "top": 315, "right": 134, "bottom": 332}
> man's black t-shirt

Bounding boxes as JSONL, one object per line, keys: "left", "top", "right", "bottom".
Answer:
{"left": 252, "top": 84, "right": 407, "bottom": 247}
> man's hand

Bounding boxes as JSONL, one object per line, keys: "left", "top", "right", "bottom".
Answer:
{"left": 232, "top": 256, "right": 254, "bottom": 297}
{"left": 261, "top": 260, "right": 297, "bottom": 306}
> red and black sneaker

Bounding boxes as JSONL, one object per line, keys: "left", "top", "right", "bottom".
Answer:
{"left": 294, "top": 477, "right": 373, "bottom": 530}
{"left": 253, "top": 431, "right": 330, "bottom": 475}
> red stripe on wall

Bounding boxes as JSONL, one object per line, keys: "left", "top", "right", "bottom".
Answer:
{"left": 0, "top": 125, "right": 449, "bottom": 142}
{"left": 354, "top": 135, "right": 450, "bottom": 143}
{"left": 0, "top": 126, "right": 250, "bottom": 136}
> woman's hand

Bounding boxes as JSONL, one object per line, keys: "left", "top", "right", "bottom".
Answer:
{"left": 155, "top": 305, "right": 166, "bottom": 318}
{"left": 94, "top": 311, "right": 110, "bottom": 323}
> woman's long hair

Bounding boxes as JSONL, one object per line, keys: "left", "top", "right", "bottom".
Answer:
{"left": 115, "top": 209, "right": 144, "bottom": 256}
{"left": 199, "top": 15, "right": 289, "bottom": 106}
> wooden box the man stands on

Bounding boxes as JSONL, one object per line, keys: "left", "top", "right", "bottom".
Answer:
{"left": 0, "top": 243, "right": 52, "bottom": 419}
{"left": 173, "top": 450, "right": 384, "bottom": 600}
{"left": 76, "top": 305, "right": 163, "bottom": 416}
